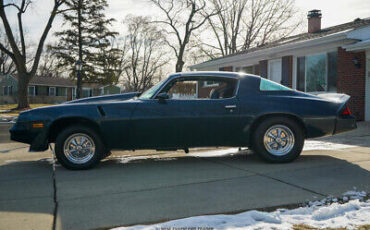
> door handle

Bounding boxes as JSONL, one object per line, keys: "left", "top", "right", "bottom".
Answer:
{"left": 225, "top": 105, "right": 237, "bottom": 109}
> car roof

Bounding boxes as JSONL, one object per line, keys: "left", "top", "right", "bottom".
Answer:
{"left": 169, "top": 71, "right": 251, "bottom": 79}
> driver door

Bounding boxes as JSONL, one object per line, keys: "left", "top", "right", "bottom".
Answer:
{"left": 130, "top": 76, "right": 241, "bottom": 149}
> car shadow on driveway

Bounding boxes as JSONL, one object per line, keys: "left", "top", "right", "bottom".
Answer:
{"left": 0, "top": 153, "right": 369, "bottom": 230}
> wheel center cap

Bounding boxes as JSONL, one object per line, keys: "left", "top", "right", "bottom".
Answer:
{"left": 77, "top": 146, "right": 82, "bottom": 151}
{"left": 276, "top": 138, "right": 281, "bottom": 143}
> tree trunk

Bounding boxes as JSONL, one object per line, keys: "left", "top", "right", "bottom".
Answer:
{"left": 76, "top": 0, "right": 83, "bottom": 99}
{"left": 17, "top": 71, "right": 30, "bottom": 109}
{"left": 175, "top": 59, "right": 184, "bottom": 73}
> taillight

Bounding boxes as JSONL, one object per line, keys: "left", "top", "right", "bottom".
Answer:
{"left": 341, "top": 105, "right": 352, "bottom": 116}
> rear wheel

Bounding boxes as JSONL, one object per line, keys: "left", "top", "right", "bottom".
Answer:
{"left": 55, "top": 126, "right": 103, "bottom": 170}
{"left": 252, "top": 117, "right": 304, "bottom": 163}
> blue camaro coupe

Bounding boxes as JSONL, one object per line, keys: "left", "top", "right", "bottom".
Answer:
{"left": 10, "top": 72, "right": 356, "bottom": 170}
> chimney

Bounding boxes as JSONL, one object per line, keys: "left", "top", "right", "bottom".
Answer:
{"left": 307, "top": 9, "right": 322, "bottom": 33}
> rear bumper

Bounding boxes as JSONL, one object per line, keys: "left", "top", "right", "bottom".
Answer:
{"left": 333, "top": 116, "right": 357, "bottom": 135}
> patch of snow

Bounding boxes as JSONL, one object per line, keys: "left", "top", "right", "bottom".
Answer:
{"left": 117, "top": 156, "right": 155, "bottom": 164}
{"left": 38, "top": 158, "right": 55, "bottom": 163}
{"left": 189, "top": 148, "right": 248, "bottom": 157}
{"left": 113, "top": 191, "right": 369, "bottom": 230}
{"left": 343, "top": 190, "right": 367, "bottom": 200}
{"left": 303, "top": 140, "right": 354, "bottom": 151}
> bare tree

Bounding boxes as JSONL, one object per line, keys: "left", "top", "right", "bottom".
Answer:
{"left": 150, "top": 0, "right": 219, "bottom": 72}
{"left": 37, "top": 45, "right": 63, "bottom": 77}
{"left": 198, "top": 0, "right": 301, "bottom": 58}
{"left": 0, "top": 29, "right": 16, "bottom": 75}
{"left": 120, "top": 15, "right": 168, "bottom": 92}
{"left": 0, "top": 0, "right": 66, "bottom": 109}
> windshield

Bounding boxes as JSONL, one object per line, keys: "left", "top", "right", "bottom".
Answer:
{"left": 139, "top": 78, "right": 168, "bottom": 99}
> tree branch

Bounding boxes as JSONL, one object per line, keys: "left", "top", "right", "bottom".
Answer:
{"left": 30, "top": 0, "right": 64, "bottom": 76}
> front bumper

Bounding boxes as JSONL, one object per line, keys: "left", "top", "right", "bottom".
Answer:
{"left": 333, "top": 116, "right": 357, "bottom": 135}
{"left": 10, "top": 122, "right": 49, "bottom": 151}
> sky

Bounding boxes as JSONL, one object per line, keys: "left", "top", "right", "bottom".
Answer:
{"left": 3, "top": 0, "right": 370, "bottom": 44}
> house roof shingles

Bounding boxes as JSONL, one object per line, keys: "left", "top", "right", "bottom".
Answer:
{"left": 29, "top": 76, "right": 75, "bottom": 87}
{"left": 198, "top": 17, "right": 370, "bottom": 65}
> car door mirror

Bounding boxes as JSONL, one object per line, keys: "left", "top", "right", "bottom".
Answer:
{"left": 156, "top": 92, "right": 169, "bottom": 102}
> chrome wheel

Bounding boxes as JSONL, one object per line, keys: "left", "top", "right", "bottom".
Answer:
{"left": 63, "top": 133, "right": 95, "bottom": 164}
{"left": 263, "top": 125, "right": 295, "bottom": 156}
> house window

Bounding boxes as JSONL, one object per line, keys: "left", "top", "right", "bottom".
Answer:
{"left": 268, "top": 59, "right": 282, "bottom": 84}
{"left": 296, "top": 57, "right": 305, "bottom": 91}
{"left": 305, "top": 54, "right": 327, "bottom": 92}
{"left": 8, "top": 86, "right": 13, "bottom": 95}
{"left": 296, "top": 52, "right": 337, "bottom": 92}
{"left": 82, "top": 88, "right": 93, "bottom": 98}
{"left": 49, "top": 87, "right": 56, "bottom": 96}
{"left": 3, "top": 86, "right": 8, "bottom": 96}
{"left": 28, "top": 86, "right": 35, "bottom": 96}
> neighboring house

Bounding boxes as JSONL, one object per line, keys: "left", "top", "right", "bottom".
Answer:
{"left": 0, "top": 75, "right": 75, "bottom": 104}
{"left": 0, "top": 74, "right": 122, "bottom": 104}
{"left": 190, "top": 10, "right": 370, "bottom": 121}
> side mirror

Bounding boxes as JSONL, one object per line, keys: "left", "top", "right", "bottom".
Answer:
{"left": 157, "top": 92, "right": 169, "bottom": 102}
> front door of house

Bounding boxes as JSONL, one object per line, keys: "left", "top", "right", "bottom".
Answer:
{"left": 268, "top": 59, "right": 282, "bottom": 84}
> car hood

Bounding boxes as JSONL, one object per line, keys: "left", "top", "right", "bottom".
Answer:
{"left": 17, "top": 95, "right": 141, "bottom": 122}
{"left": 64, "top": 92, "right": 140, "bottom": 104}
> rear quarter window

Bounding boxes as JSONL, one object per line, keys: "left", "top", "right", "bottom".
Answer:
{"left": 259, "top": 78, "right": 292, "bottom": 91}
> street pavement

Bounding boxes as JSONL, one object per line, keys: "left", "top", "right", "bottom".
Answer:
{"left": 0, "top": 122, "right": 369, "bottom": 230}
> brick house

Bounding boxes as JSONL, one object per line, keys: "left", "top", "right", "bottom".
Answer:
{"left": 190, "top": 10, "right": 370, "bottom": 121}
{"left": 0, "top": 74, "right": 122, "bottom": 104}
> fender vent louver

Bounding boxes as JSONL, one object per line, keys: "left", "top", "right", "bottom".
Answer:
{"left": 97, "top": 106, "right": 106, "bottom": 117}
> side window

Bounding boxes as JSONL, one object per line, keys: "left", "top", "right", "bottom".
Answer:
{"left": 260, "top": 78, "right": 292, "bottom": 91}
{"left": 162, "top": 77, "right": 237, "bottom": 100}
{"left": 167, "top": 80, "right": 198, "bottom": 99}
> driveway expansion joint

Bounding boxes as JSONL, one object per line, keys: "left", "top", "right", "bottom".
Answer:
{"left": 50, "top": 145, "right": 58, "bottom": 230}
{"left": 200, "top": 157, "right": 327, "bottom": 197}
{"left": 56, "top": 174, "right": 255, "bottom": 202}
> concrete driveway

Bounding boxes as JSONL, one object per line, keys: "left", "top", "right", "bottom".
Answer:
{"left": 0, "top": 123, "right": 369, "bottom": 230}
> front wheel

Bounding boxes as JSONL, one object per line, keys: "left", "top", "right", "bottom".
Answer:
{"left": 252, "top": 117, "right": 304, "bottom": 163}
{"left": 55, "top": 126, "right": 103, "bottom": 170}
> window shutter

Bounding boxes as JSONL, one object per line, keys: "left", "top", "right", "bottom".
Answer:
{"left": 282, "top": 56, "right": 293, "bottom": 87}
{"left": 259, "top": 60, "right": 268, "bottom": 78}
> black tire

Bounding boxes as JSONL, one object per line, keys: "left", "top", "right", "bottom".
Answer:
{"left": 252, "top": 117, "right": 304, "bottom": 163}
{"left": 55, "top": 125, "right": 103, "bottom": 170}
